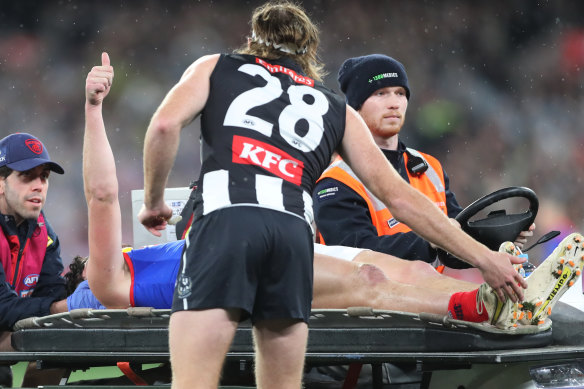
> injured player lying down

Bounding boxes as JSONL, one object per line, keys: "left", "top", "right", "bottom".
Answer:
{"left": 76, "top": 53, "right": 584, "bottom": 331}
{"left": 66, "top": 234, "right": 584, "bottom": 331}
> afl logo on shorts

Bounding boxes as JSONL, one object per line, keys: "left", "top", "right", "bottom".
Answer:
{"left": 24, "top": 274, "right": 39, "bottom": 287}
{"left": 177, "top": 274, "right": 192, "bottom": 299}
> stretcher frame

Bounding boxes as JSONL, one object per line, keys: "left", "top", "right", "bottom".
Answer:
{"left": 3, "top": 305, "right": 584, "bottom": 388}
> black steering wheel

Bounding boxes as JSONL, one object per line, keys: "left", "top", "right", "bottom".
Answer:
{"left": 438, "top": 186, "right": 538, "bottom": 268}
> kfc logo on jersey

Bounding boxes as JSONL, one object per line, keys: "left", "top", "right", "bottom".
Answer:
{"left": 232, "top": 135, "right": 304, "bottom": 185}
{"left": 23, "top": 274, "right": 39, "bottom": 287}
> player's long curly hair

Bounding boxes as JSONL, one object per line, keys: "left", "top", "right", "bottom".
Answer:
{"left": 237, "top": 0, "right": 326, "bottom": 81}
{"left": 64, "top": 255, "right": 88, "bottom": 296}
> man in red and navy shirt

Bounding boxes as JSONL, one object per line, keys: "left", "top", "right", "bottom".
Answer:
{"left": 0, "top": 133, "right": 67, "bottom": 335}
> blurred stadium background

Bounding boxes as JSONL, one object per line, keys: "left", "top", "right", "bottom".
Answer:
{"left": 0, "top": 0, "right": 582, "bottom": 266}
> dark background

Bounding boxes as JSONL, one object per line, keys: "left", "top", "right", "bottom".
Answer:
{"left": 1, "top": 0, "right": 582, "bottom": 265}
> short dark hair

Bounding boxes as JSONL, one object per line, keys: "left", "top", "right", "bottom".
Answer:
{"left": 64, "top": 255, "right": 88, "bottom": 296}
{"left": 0, "top": 166, "right": 13, "bottom": 178}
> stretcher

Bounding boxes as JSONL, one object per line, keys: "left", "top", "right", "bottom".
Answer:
{"left": 3, "top": 302, "right": 584, "bottom": 388}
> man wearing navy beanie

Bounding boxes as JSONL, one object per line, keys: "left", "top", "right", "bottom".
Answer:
{"left": 314, "top": 54, "right": 533, "bottom": 270}
{"left": 338, "top": 54, "right": 410, "bottom": 110}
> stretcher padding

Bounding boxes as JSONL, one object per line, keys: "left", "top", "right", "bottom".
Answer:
{"left": 11, "top": 308, "right": 552, "bottom": 353}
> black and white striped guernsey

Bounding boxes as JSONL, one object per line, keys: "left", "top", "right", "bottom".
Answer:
{"left": 193, "top": 54, "right": 346, "bottom": 225}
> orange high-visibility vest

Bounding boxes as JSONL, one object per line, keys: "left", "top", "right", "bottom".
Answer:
{"left": 317, "top": 148, "right": 447, "bottom": 238}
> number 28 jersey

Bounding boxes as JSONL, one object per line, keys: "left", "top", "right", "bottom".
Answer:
{"left": 194, "top": 54, "right": 346, "bottom": 225}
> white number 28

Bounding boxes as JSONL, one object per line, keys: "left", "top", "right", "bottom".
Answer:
{"left": 223, "top": 64, "right": 329, "bottom": 152}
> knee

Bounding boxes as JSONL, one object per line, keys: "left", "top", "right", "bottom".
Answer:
{"left": 356, "top": 263, "right": 388, "bottom": 285}
{"left": 409, "top": 260, "right": 437, "bottom": 276}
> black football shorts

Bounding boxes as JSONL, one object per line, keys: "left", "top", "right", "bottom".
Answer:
{"left": 173, "top": 206, "right": 314, "bottom": 323}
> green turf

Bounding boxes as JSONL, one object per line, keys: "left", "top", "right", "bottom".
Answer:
{"left": 10, "top": 362, "right": 26, "bottom": 388}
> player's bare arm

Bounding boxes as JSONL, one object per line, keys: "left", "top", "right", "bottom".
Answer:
{"left": 83, "top": 52, "right": 130, "bottom": 307}
{"left": 338, "top": 106, "right": 527, "bottom": 302}
{"left": 139, "top": 54, "right": 219, "bottom": 236}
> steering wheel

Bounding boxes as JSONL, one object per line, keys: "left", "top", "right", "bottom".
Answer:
{"left": 437, "top": 186, "right": 538, "bottom": 268}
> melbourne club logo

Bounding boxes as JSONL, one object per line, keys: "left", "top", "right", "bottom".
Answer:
{"left": 25, "top": 139, "right": 43, "bottom": 154}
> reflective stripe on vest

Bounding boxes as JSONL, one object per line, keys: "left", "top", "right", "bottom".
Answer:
{"left": 318, "top": 150, "right": 447, "bottom": 236}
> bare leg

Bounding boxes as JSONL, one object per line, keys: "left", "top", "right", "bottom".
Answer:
{"left": 313, "top": 254, "right": 451, "bottom": 315}
{"left": 169, "top": 308, "right": 239, "bottom": 389}
{"left": 440, "top": 267, "right": 486, "bottom": 285}
{"left": 253, "top": 319, "right": 308, "bottom": 389}
{"left": 353, "top": 250, "right": 478, "bottom": 292}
